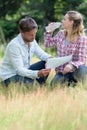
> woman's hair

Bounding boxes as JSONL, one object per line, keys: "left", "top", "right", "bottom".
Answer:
{"left": 65, "top": 11, "right": 84, "bottom": 38}
{"left": 19, "top": 17, "right": 38, "bottom": 32}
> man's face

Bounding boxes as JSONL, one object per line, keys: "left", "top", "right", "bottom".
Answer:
{"left": 21, "top": 28, "right": 37, "bottom": 43}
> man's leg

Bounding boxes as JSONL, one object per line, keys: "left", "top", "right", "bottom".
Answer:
{"left": 2, "top": 75, "right": 24, "bottom": 87}
{"left": 29, "top": 60, "right": 47, "bottom": 84}
{"left": 19, "top": 61, "right": 46, "bottom": 85}
{"left": 2, "top": 61, "right": 47, "bottom": 87}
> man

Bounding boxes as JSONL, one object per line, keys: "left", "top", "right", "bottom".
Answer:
{"left": 0, "top": 17, "right": 51, "bottom": 87}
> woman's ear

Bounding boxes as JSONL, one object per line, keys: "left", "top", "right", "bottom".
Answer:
{"left": 71, "top": 20, "right": 74, "bottom": 27}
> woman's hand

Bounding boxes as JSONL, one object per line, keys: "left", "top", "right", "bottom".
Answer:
{"left": 45, "top": 22, "right": 56, "bottom": 33}
{"left": 62, "top": 64, "right": 73, "bottom": 75}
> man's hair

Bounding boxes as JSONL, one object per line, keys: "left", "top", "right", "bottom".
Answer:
{"left": 19, "top": 17, "right": 38, "bottom": 32}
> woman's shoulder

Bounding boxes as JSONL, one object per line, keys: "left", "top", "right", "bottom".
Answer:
{"left": 77, "top": 35, "right": 87, "bottom": 46}
{"left": 58, "top": 29, "right": 64, "bottom": 34}
{"left": 57, "top": 30, "right": 65, "bottom": 36}
{"left": 78, "top": 35, "right": 87, "bottom": 41}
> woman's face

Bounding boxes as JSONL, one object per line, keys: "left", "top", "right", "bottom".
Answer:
{"left": 61, "top": 14, "right": 73, "bottom": 30}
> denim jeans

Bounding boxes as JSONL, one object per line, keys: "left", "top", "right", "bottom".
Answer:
{"left": 2, "top": 61, "right": 47, "bottom": 87}
{"left": 51, "top": 65, "right": 87, "bottom": 86}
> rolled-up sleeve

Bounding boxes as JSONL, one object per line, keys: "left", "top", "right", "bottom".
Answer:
{"left": 44, "top": 31, "right": 61, "bottom": 48}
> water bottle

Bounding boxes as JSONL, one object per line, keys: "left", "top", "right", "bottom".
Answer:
{"left": 45, "top": 22, "right": 61, "bottom": 32}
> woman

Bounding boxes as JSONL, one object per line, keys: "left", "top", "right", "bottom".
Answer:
{"left": 44, "top": 11, "right": 87, "bottom": 86}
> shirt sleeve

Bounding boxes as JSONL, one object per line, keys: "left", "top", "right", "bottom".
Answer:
{"left": 70, "top": 36, "right": 87, "bottom": 68}
{"left": 34, "top": 40, "right": 51, "bottom": 61}
{"left": 44, "top": 30, "right": 62, "bottom": 48}
{"left": 8, "top": 43, "right": 39, "bottom": 79}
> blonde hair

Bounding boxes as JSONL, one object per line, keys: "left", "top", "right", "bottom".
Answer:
{"left": 64, "top": 11, "right": 84, "bottom": 41}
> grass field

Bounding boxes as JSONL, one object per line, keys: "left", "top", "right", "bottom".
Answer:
{"left": 0, "top": 83, "right": 87, "bottom": 130}
{"left": 0, "top": 45, "right": 87, "bottom": 130}
{"left": 0, "top": 68, "right": 87, "bottom": 130}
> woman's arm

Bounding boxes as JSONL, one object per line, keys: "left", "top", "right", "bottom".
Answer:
{"left": 44, "top": 30, "right": 62, "bottom": 48}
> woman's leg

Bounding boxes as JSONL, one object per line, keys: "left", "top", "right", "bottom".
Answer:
{"left": 50, "top": 72, "right": 63, "bottom": 86}
{"left": 64, "top": 65, "right": 87, "bottom": 86}
{"left": 51, "top": 72, "right": 77, "bottom": 87}
{"left": 74, "top": 65, "right": 87, "bottom": 82}
{"left": 63, "top": 72, "right": 77, "bottom": 86}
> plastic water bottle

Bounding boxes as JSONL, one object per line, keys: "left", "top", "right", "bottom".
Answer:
{"left": 45, "top": 22, "right": 61, "bottom": 32}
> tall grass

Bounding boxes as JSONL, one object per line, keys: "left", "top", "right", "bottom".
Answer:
{"left": 0, "top": 44, "right": 87, "bottom": 130}
{"left": 0, "top": 44, "right": 6, "bottom": 61}
{"left": 0, "top": 80, "right": 87, "bottom": 130}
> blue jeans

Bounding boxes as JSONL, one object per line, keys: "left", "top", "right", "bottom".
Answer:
{"left": 51, "top": 65, "right": 87, "bottom": 86}
{"left": 2, "top": 61, "right": 47, "bottom": 87}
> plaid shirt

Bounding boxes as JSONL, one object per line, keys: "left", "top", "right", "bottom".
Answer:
{"left": 44, "top": 30, "right": 87, "bottom": 72}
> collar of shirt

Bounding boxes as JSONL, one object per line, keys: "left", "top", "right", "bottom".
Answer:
{"left": 17, "top": 33, "right": 32, "bottom": 48}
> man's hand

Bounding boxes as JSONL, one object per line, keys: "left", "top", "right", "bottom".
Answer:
{"left": 38, "top": 69, "right": 51, "bottom": 77}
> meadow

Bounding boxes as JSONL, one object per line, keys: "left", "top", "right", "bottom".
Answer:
{"left": 0, "top": 45, "right": 87, "bottom": 130}
{"left": 0, "top": 82, "right": 87, "bottom": 130}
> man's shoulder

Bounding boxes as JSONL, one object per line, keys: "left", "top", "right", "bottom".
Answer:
{"left": 7, "top": 35, "right": 20, "bottom": 48}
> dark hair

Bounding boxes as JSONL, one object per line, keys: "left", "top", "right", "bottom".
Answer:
{"left": 19, "top": 17, "right": 38, "bottom": 32}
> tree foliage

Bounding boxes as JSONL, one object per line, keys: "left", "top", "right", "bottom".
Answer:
{"left": 0, "top": 0, "right": 25, "bottom": 18}
{"left": 0, "top": 0, "right": 87, "bottom": 43}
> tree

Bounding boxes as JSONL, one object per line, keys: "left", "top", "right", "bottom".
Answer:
{"left": 0, "top": 0, "right": 87, "bottom": 43}
{"left": 0, "top": 0, "right": 24, "bottom": 18}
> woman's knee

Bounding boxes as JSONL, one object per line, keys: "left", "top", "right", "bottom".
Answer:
{"left": 50, "top": 73, "right": 63, "bottom": 86}
{"left": 74, "top": 65, "right": 87, "bottom": 81}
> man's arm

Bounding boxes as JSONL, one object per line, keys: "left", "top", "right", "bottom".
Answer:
{"left": 8, "top": 43, "right": 39, "bottom": 79}
{"left": 8, "top": 43, "right": 51, "bottom": 79}
{"left": 34, "top": 40, "right": 51, "bottom": 61}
